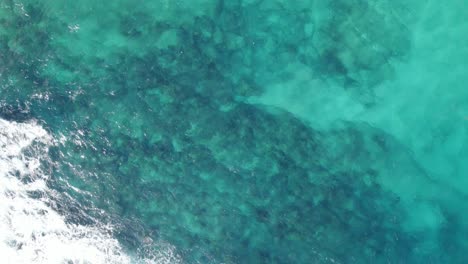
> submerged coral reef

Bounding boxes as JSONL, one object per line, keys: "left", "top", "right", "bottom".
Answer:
{"left": 1, "top": 0, "right": 468, "bottom": 263}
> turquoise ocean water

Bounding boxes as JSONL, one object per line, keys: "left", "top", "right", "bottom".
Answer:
{"left": 1, "top": 0, "right": 468, "bottom": 263}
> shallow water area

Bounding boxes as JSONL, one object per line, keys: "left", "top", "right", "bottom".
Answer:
{"left": 1, "top": 0, "right": 468, "bottom": 263}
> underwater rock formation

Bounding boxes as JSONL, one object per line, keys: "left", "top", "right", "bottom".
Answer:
{"left": 1, "top": 0, "right": 468, "bottom": 263}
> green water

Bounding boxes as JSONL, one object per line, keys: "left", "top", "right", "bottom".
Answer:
{"left": 1, "top": 0, "right": 468, "bottom": 263}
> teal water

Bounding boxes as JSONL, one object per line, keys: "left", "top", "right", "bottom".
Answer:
{"left": 1, "top": 0, "right": 468, "bottom": 263}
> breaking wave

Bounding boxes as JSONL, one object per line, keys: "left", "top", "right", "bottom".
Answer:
{"left": 0, "top": 118, "right": 181, "bottom": 264}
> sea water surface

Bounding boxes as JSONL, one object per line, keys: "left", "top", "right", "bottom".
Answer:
{"left": 1, "top": 0, "right": 468, "bottom": 263}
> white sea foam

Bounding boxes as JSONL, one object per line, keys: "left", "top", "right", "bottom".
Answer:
{"left": 0, "top": 119, "right": 181, "bottom": 264}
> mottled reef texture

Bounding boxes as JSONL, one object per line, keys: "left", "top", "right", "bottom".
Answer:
{"left": 1, "top": 0, "right": 466, "bottom": 263}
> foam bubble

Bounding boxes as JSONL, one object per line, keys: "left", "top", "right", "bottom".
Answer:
{"left": 0, "top": 119, "right": 181, "bottom": 264}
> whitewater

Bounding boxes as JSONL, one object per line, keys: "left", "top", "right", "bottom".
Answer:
{"left": 0, "top": 118, "right": 179, "bottom": 264}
